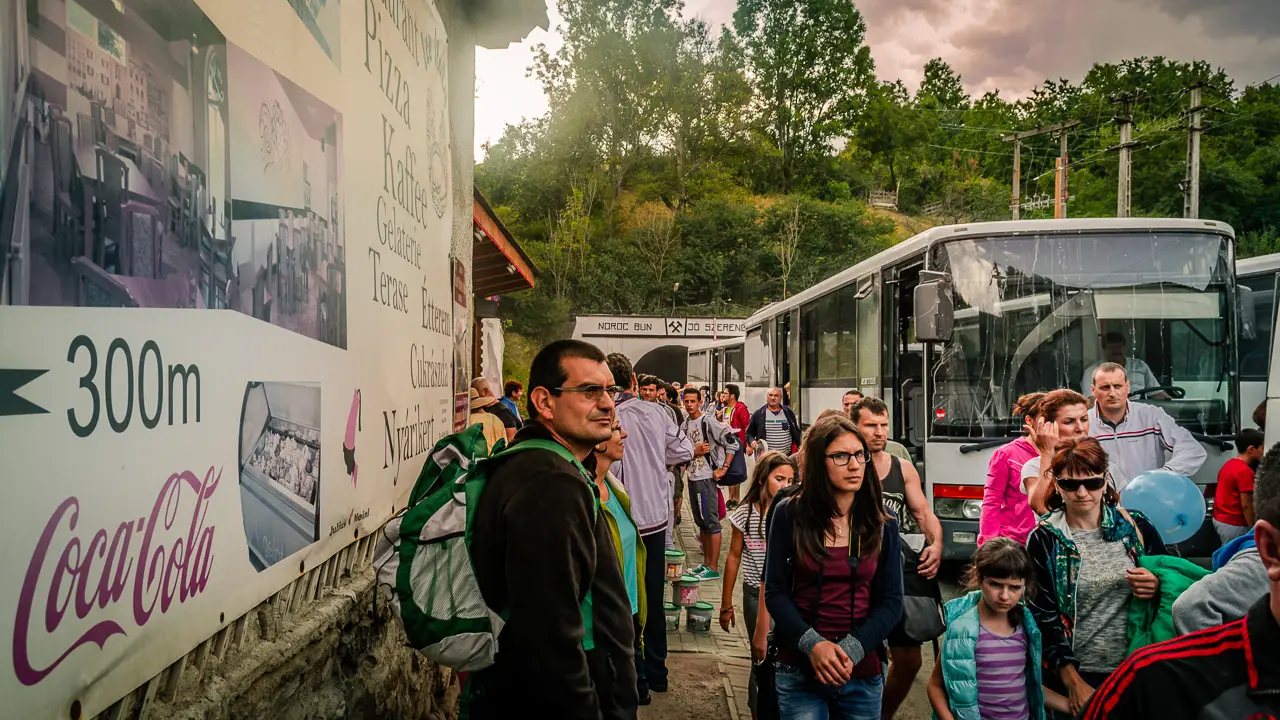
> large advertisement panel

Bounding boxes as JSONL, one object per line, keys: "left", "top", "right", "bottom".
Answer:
{"left": 0, "top": 0, "right": 454, "bottom": 716}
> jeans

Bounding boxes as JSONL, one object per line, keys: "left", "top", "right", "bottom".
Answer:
{"left": 1214, "top": 518, "right": 1250, "bottom": 546}
{"left": 688, "top": 477, "right": 722, "bottom": 534}
{"left": 775, "top": 664, "right": 883, "bottom": 720}
{"left": 744, "top": 584, "right": 761, "bottom": 711}
{"left": 635, "top": 530, "right": 669, "bottom": 693}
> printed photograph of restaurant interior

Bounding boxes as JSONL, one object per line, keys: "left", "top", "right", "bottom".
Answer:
{"left": 14, "top": 0, "right": 232, "bottom": 311}
{"left": 227, "top": 42, "right": 346, "bottom": 348}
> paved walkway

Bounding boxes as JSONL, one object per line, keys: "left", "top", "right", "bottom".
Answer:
{"left": 665, "top": 495, "right": 754, "bottom": 720}
{"left": 659, "top": 492, "right": 937, "bottom": 720}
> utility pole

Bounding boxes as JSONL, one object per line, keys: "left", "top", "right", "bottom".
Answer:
{"left": 1108, "top": 93, "right": 1140, "bottom": 218}
{"left": 1055, "top": 128, "right": 1069, "bottom": 219}
{"left": 1001, "top": 120, "right": 1080, "bottom": 220}
{"left": 1183, "top": 83, "right": 1206, "bottom": 218}
{"left": 1011, "top": 138, "right": 1021, "bottom": 220}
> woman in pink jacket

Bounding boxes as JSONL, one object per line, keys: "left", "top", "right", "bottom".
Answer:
{"left": 978, "top": 392, "right": 1045, "bottom": 546}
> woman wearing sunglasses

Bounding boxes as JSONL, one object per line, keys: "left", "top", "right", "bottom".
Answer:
{"left": 1025, "top": 437, "right": 1165, "bottom": 719}
{"left": 764, "top": 415, "right": 903, "bottom": 720}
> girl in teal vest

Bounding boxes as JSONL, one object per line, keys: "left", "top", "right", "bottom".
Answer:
{"left": 927, "top": 538, "right": 1069, "bottom": 720}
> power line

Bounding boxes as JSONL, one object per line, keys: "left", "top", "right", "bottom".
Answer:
{"left": 937, "top": 123, "right": 1018, "bottom": 134}
{"left": 924, "top": 143, "right": 1015, "bottom": 157}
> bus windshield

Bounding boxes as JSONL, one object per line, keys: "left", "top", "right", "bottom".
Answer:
{"left": 929, "top": 231, "right": 1234, "bottom": 438}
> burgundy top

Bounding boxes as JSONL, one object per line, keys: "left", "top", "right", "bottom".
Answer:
{"left": 777, "top": 544, "right": 881, "bottom": 676}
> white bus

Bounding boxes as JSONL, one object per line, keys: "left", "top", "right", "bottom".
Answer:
{"left": 743, "top": 218, "right": 1239, "bottom": 558}
{"left": 1237, "top": 253, "right": 1279, "bottom": 428}
{"left": 687, "top": 336, "right": 746, "bottom": 397}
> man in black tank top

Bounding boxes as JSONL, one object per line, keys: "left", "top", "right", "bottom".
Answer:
{"left": 851, "top": 398, "right": 943, "bottom": 720}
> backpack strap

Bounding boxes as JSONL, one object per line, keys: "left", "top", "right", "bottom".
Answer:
{"left": 491, "top": 439, "right": 597, "bottom": 520}
{"left": 487, "top": 438, "right": 599, "bottom": 650}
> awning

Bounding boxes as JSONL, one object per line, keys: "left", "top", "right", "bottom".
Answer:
{"left": 466, "top": 0, "right": 550, "bottom": 50}
{"left": 473, "top": 188, "right": 536, "bottom": 297}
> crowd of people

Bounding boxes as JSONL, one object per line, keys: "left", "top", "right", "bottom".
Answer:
{"left": 460, "top": 340, "right": 1280, "bottom": 720}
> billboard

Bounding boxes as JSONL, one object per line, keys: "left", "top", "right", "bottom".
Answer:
{"left": 0, "top": 0, "right": 454, "bottom": 716}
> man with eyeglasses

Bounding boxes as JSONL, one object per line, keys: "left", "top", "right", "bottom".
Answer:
{"left": 849, "top": 396, "right": 943, "bottom": 719}
{"left": 469, "top": 340, "right": 638, "bottom": 720}
{"left": 1088, "top": 363, "right": 1205, "bottom": 491}
{"left": 607, "top": 352, "right": 694, "bottom": 703}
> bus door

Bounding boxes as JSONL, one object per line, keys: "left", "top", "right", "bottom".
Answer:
{"left": 886, "top": 258, "right": 927, "bottom": 458}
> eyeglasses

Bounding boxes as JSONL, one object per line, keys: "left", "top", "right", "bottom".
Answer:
{"left": 826, "top": 450, "right": 870, "bottom": 466}
{"left": 1057, "top": 476, "right": 1107, "bottom": 493}
{"left": 552, "top": 384, "right": 621, "bottom": 401}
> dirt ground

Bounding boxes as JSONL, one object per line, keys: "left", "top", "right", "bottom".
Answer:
{"left": 639, "top": 654, "right": 731, "bottom": 720}
{"left": 637, "top": 652, "right": 935, "bottom": 720}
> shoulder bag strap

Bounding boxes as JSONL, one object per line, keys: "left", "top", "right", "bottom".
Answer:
{"left": 1116, "top": 505, "right": 1145, "bottom": 552}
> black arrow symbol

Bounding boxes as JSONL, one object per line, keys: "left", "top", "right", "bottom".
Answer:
{"left": 0, "top": 369, "right": 49, "bottom": 417}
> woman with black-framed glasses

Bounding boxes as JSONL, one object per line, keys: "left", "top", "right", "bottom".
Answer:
{"left": 1025, "top": 436, "right": 1166, "bottom": 718}
{"left": 764, "top": 415, "right": 903, "bottom": 720}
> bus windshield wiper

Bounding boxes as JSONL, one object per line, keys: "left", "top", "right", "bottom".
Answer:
{"left": 959, "top": 437, "right": 1017, "bottom": 454}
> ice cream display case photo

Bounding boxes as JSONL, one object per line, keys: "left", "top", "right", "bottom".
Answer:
{"left": 238, "top": 381, "right": 322, "bottom": 571}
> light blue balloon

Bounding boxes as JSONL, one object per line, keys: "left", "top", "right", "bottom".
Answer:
{"left": 1120, "top": 470, "right": 1206, "bottom": 545}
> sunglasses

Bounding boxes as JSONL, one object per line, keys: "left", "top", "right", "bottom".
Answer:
{"left": 1057, "top": 476, "right": 1107, "bottom": 493}
{"left": 552, "top": 384, "right": 622, "bottom": 401}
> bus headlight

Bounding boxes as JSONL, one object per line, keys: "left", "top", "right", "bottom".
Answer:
{"left": 935, "top": 498, "right": 983, "bottom": 520}
{"left": 933, "top": 485, "right": 984, "bottom": 521}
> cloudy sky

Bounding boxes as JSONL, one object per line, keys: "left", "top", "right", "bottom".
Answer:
{"left": 474, "top": 0, "right": 1280, "bottom": 156}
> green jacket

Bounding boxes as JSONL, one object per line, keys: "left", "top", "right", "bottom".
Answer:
{"left": 1125, "top": 554, "right": 1209, "bottom": 654}
{"left": 601, "top": 472, "right": 647, "bottom": 631}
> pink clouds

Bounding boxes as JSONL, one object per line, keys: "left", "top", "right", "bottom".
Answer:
{"left": 474, "top": 0, "right": 1280, "bottom": 155}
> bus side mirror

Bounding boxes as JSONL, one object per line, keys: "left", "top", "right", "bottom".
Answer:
{"left": 1240, "top": 286, "right": 1258, "bottom": 341}
{"left": 914, "top": 280, "right": 954, "bottom": 343}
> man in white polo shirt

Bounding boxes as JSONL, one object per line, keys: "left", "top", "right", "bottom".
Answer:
{"left": 1087, "top": 362, "right": 1206, "bottom": 490}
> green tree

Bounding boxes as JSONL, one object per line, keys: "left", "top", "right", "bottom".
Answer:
{"left": 856, "top": 80, "right": 927, "bottom": 191}
{"left": 732, "top": 0, "right": 876, "bottom": 191}
{"left": 916, "top": 58, "right": 969, "bottom": 111}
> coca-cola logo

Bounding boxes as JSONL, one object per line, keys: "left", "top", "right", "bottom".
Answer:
{"left": 12, "top": 466, "right": 220, "bottom": 686}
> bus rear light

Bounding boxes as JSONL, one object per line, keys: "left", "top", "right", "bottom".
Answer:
{"left": 934, "top": 484, "right": 983, "bottom": 520}
{"left": 934, "top": 484, "right": 984, "bottom": 499}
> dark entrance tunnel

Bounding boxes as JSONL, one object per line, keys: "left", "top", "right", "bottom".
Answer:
{"left": 634, "top": 345, "right": 690, "bottom": 384}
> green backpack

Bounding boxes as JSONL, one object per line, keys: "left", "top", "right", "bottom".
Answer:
{"left": 374, "top": 423, "right": 597, "bottom": 672}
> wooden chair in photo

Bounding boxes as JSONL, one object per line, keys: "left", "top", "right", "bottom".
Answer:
{"left": 95, "top": 147, "right": 130, "bottom": 273}
{"left": 122, "top": 200, "right": 164, "bottom": 279}
{"left": 76, "top": 113, "right": 93, "bottom": 149}
{"left": 70, "top": 257, "right": 137, "bottom": 307}
{"left": 49, "top": 114, "right": 83, "bottom": 261}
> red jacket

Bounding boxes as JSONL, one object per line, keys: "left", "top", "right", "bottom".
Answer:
{"left": 727, "top": 402, "right": 750, "bottom": 448}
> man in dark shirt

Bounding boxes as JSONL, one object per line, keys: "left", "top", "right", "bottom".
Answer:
{"left": 468, "top": 340, "right": 638, "bottom": 720}
{"left": 472, "top": 377, "right": 518, "bottom": 443}
{"left": 1082, "top": 441, "right": 1280, "bottom": 719}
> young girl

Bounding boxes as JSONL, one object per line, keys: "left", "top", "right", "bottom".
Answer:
{"left": 764, "top": 415, "right": 903, "bottom": 720}
{"left": 721, "top": 452, "right": 796, "bottom": 718}
{"left": 927, "top": 538, "right": 1070, "bottom": 720}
